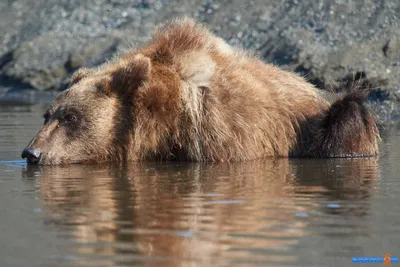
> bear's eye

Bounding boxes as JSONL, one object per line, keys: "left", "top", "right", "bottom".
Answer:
{"left": 64, "top": 114, "right": 78, "bottom": 124}
{"left": 43, "top": 113, "right": 50, "bottom": 125}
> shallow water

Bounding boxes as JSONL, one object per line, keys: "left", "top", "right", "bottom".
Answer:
{"left": 1, "top": 105, "right": 400, "bottom": 267}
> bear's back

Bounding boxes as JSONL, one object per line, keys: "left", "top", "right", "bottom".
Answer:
{"left": 128, "top": 18, "right": 330, "bottom": 160}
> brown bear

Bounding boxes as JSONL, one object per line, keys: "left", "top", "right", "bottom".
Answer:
{"left": 21, "top": 18, "right": 379, "bottom": 165}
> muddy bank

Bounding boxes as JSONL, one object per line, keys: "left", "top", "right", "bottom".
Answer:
{"left": 1, "top": 0, "right": 399, "bottom": 121}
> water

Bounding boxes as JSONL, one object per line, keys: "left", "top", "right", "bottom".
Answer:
{"left": 1, "top": 104, "right": 400, "bottom": 267}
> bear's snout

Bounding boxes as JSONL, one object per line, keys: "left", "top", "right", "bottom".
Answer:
{"left": 21, "top": 147, "right": 42, "bottom": 165}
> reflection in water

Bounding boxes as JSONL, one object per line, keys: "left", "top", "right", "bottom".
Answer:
{"left": 21, "top": 158, "right": 378, "bottom": 267}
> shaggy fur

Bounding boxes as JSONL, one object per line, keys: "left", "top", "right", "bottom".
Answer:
{"left": 22, "top": 18, "right": 378, "bottom": 165}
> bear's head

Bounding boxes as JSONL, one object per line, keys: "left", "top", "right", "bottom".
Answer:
{"left": 21, "top": 54, "right": 182, "bottom": 165}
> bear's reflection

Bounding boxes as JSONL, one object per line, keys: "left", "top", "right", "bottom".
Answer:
{"left": 22, "top": 158, "right": 378, "bottom": 267}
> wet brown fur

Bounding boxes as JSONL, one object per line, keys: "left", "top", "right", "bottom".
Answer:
{"left": 23, "top": 18, "right": 379, "bottom": 165}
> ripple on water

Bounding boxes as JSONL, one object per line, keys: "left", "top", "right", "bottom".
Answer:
{"left": 0, "top": 160, "right": 27, "bottom": 168}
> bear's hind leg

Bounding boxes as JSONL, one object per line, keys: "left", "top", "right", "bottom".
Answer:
{"left": 307, "top": 89, "right": 379, "bottom": 158}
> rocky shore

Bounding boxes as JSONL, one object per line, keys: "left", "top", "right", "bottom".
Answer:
{"left": 1, "top": 0, "right": 399, "bottom": 122}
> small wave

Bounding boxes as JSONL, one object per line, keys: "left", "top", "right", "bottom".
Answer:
{"left": 0, "top": 160, "right": 27, "bottom": 168}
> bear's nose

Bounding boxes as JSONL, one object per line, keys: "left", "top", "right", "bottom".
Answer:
{"left": 21, "top": 147, "right": 42, "bottom": 164}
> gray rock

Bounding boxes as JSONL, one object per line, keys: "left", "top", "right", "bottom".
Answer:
{"left": 0, "top": 0, "right": 399, "bottom": 121}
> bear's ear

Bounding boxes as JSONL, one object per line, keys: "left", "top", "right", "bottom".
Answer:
{"left": 110, "top": 54, "right": 151, "bottom": 95}
{"left": 70, "top": 68, "right": 94, "bottom": 85}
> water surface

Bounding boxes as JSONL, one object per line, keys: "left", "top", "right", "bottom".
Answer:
{"left": 1, "top": 105, "right": 399, "bottom": 267}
